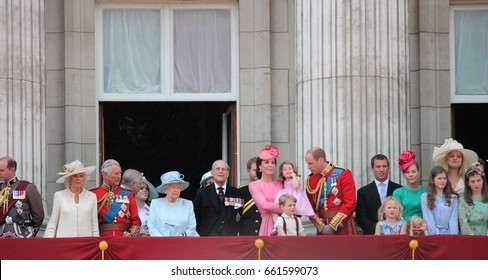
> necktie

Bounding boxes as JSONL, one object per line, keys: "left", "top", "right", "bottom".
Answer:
{"left": 218, "top": 187, "right": 224, "bottom": 201}
{"left": 379, "top": 182, "right": 387, "bottom": 202}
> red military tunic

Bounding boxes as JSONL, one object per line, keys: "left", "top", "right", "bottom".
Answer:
{"left": 91, "top": 185, "right": 141, "bottom": 237}
{"left": 306, "top": 163, "right": 357, "bottom": 235}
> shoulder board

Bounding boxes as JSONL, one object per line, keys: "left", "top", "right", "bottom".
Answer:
{"left": 333, "top": 165, "right": 348, "bottom": 171}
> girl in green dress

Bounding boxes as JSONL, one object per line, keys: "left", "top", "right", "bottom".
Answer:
{"left": 459, "top": 163, "right": 488, "bottom": 235}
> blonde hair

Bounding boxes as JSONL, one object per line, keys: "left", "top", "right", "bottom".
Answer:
{"left": 278, "top": 193, "right": 297, "bottom": 206}
{"left": 409, "top": 215, "right": 423, "bottom": 227}
{"left": 65, "top": 173, "right": 90, "bottom": 188}
{"left": 377, "top": 196, "right": 404, "bottom": 221}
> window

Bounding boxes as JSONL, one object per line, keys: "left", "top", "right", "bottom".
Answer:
{"left": 450, "top": 6, "right": 488, "bottom": 103}
{"left": 96, "top": 4, "right": 238, "bottom": 101}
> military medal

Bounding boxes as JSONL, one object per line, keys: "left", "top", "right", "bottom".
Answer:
{"left": 15, "top": 200, "right": 23, "bottom": 214}
{"left": 13, "top": 190, "right": 26, "bottom": 200}
{"left": 331, "top": 186, "right": 339, "bottom": 196}
{"left": 333, "top": 197, "right": 341, "bottom": 206}
{"left": 116, "top": 194, "right": 129, "bottom": 203}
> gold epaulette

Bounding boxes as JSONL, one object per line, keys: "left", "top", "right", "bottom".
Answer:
{"left": 238, "top": 184, "right": 249, "bottom": 189}
{"left": 328, "top": 212, "right": 347, "bottom": 231}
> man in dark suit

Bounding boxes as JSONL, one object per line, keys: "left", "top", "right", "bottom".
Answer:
{"left": 237, "top": 157, "right": 261, "bottom": 236}
{"left": 356, "top": 154, "right": 402, "bottom": 234}
{"left": 193, "top": 159, "right": 243, "bottom": 236}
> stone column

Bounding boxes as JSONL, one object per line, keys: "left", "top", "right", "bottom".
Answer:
{"left": 0, "top": 1, "right": 46, "bottom": 199}
{"left": 296, "top": 0, "right": 410, "bottom": 185}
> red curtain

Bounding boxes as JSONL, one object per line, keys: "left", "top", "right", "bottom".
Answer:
{"left": 1, "top": 235, "right": 487, "bottom": 260}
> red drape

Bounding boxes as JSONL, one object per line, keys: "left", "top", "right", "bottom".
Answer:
{"left": 1, "top": 235, "right": 487, "bottom": 260}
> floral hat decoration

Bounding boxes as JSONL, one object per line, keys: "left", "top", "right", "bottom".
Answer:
{"left": 467, "top": 162, "right": 485, "bottom": 177}
{"left": 432, "top": 138, "right": 478, "bottom": 167}
{"left": 398, "top": 150, "right": 416, "bottom": 173}
{"left": 56, "top": 160, "right": 96, "bottom": 183}
{"left": 258, "top": 145, "right": 280, "bottom": 160}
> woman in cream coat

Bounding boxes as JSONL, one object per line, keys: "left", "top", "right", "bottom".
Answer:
{"left": 44, "top": 160, "right": 99, "bottom": 237}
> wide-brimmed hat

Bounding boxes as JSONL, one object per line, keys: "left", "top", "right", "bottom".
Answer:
{"left": 432, "top": 138, "right": 478, "bottom": 167}
{"left": 143, "top": 177, "right": 159, "bottom": 201}
{"left": 56, "top": 160, "right": 96, "bottom": 183}
{"left": 156, "top": 171, "right": 190, "bottom": 193}
{"left": 258, "top": 145, "right": 280, "bottom": 160}
{"left": 199, "top": 171, "right": 212, "bottom": 187}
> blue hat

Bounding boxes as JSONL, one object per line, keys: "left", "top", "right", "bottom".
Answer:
{"left": 156, "top": 171, "right": 190, "bottom": 193}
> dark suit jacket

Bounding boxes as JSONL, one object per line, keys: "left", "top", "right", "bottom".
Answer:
{"left": 355, "top": 180, "right": 402, "bottom": 234}
{"left": 237, "top": 185, "right": 261, "bottom": 236}
{"left": 193, "top": 183, "right": 243, "bottom": 236}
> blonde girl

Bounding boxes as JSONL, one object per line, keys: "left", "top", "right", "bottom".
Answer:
{"left": 374, "top": 196, "right": 407, "bottom": 235}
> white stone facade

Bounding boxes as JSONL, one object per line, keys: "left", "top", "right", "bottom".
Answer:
{"left": 0, "top": 0, "right": 463, "bottom": 221}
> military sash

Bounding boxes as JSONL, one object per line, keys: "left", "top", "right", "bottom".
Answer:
{"left": 318, "top": 168, "right": 343, "bottom": 211}
{"left": 0, "top": 181, "right": 29, "bottom": 224}
{"left": 101, "top": 188, "right": 131, "bottom": 224}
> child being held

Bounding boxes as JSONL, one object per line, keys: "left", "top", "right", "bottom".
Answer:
{"left": 274, "top": 194, "right": 306, "bottom": 236}
{"left": 375, "top": 196, "right": 407, "bottom": 235}
{"left": 408, "top": 216, "right": 429, "bottom": 236}
{"left": 274, "top": 161, "right": 315, "bottom": 218}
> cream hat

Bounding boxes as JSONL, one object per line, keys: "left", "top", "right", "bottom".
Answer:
{"left": 432, "top": 138, "right": 478, "bottom": 167}
{"left": 56, "top": 160, "right": 96, "bottom": 183}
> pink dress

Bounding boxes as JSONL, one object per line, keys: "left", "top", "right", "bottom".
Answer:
{"left": 274, "top": 177, "right": 315, "bottom": 217}
{"left": 249, "top": 179, "right": 283, "bottom": 236}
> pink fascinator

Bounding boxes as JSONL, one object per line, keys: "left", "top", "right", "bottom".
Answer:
{"left": 258, "top": 145, "right": 280, "bottom": 160}
{"left": 398, "top": 150, "right": 416, "bottom": 173}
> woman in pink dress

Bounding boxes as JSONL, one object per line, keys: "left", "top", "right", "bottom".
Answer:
{"left": 249, "top": 145, "right": 284, "bottom": 236}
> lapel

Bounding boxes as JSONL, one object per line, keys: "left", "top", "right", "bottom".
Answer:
{"left": 386, "top": 181, "right": 399, "bottom": 196}
{"left": 209, "top": 183, "right": 221, "bottom": 211}
{"left": 368, "top": 181, "right": 382, "bottom": 207}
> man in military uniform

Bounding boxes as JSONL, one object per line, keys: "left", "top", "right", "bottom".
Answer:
{"left": 0, "top": 156, "right": 44, "bottom": 238}
{"left": 305, "top": 147, "right": 357, "bottom": 235}
{"left": 91, "top": 159, "right": 141, "bottom": 237}
{"left": 238, "top": 157, "right": 261, "bottom": 236}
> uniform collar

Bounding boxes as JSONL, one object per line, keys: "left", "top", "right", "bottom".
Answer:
{"left": 0, "top": 176, "right": 18, "bottom": 187}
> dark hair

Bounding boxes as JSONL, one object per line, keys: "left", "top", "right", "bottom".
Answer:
{"left": 427, "top": 166, "right": 457, "bottom": 209}
{"left": 370, "top": 154, "right": 389, "bottom": 168}
{"left": 256, "top": 157, "right": 277, "bottom": 179}
{"left": 246, "top": 157, "right": 258, "bottom": 170}
{"left": 464, "top": 167, "right": 488, "bottom": 205}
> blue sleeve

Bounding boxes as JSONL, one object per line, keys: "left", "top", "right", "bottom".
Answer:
{"left": 449, "top": 196, "right": 459, "bottom": 234}
{"left": 185, "top": 201, "right": 199, "bottom": 237}
{"left": 420, "top": 193, "right": 438, "bottom": 235}
{"left": 148, "top": 200, "right": 162, "bottom": 236}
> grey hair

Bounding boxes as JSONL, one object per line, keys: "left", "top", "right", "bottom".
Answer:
{"left": 121, "top": 169, "right": 143, "bottom": 186}
{"left": 101, "top": 159, "right": 120, "bottom": 174}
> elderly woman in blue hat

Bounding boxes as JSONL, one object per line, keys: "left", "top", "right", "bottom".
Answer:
{"left": 148, "top": 171, "right": 199, "bottom": 236}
